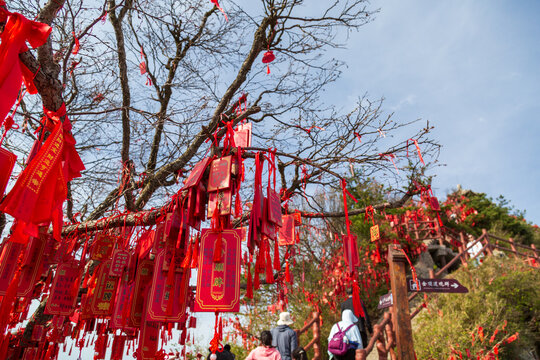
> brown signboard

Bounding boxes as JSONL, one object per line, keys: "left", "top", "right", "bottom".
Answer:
{"left": 407, "top": 278, "right": 468, "bottom": 293}
{"left": 378, "top": 292, "right": 393, "bottom": 309}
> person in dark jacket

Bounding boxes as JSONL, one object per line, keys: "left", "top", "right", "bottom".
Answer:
{"left": 340, "top": 288, "right": 372, "bottom": 348}
{"left": 270, "top": 312, "right": 298, "bottom": 360}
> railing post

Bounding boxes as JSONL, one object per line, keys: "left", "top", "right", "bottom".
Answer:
{"left": 458, "top": 245, "right": 467, "bottom": 266}
{"left": 508, "top": 238, "right": 518, "bottom": 258}
{"left": 482, "top": 229, "right": 493, "bottom": 256}
{"left": 531, "top": 244, "right": 539, "bottom": 260}
{"left": 388, "top": 244, "right": 415, "bottom": 360}
{"left": 311, "top": 312, "right": 320, "bottom": 360}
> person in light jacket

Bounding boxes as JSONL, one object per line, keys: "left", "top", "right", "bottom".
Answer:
{"left": 327, "top": 309, "right": 364, "bottom": 360}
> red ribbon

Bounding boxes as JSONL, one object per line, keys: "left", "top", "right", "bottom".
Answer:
{"left": 364, "top": 205, "right": 375, "bottom": 225}
{"left": 407, "top": 138, "right": 425, "bottom": 165}
{"left": 72, "top": 32, "right": 80, "bottom": 55}
{"left": 210, "top": 0, "right": 228, "bottom": 21}
{"left": 341, "top": 179, "right": 358, "bottom": 237}
{"left": 379, "top": 153, "right": 399, "bottom": 174}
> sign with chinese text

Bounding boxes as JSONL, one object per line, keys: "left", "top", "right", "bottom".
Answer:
{"left": 194, "top": 229, "right": 241, "bottom": 312}
{"left": 45, "top": 260, "right": 81, "bottom": 315}
{"left": 207, "top": 156, "right": 232, "bottom": 192}
{"left": 278, "top": 215, "right": 295, "bottom": 246}
{"left": 91, "top": 232, "right": 115, "bottom": 261}
{"left": 109, "top": 249, "right": 130, "bottom": 277}
{"left": 130, "top": 260, "right": 154, "bottom": 327}
{"left": 377, "top": 292, "right": 393, "bottom": 310}
{"left": 370, "top": 225, "right": 380, "bottom": 242}
{"left": 407, "top": 278, "right": 469, "bottom": 293}
{"left": 90, "top": 260, "right": 120, "bottom": 316}
{"left": 182, "top": 157, "right": 211, "bottom": 190}
{"left": 147, "top": 249, "right": 189, "bottom": 322}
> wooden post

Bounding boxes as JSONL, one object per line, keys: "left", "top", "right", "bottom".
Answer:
{"left": 531, "top": 244, "right": 539, "bottom": 259}
{"left": 482, "top": 229, "right": 493, "bottom": 256}
{"left": 388, "top": 244, "right": 415, "bottom": 359}
{"left": 508, "top": 238, "right": 518, "bottom": 258}
{"left": 311, "top": 312, "right": 321, "bottom": 360}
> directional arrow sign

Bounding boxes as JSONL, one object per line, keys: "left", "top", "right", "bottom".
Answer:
{"left": 407, "top": 278, "right": 469, "bottom": 293}
{"left": 377, "top": 292, "right": 393, "bottom": 309}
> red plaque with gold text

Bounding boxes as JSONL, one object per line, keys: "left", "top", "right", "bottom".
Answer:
{"left": 45, "top": 260, "right": 81, "bottom": 315}
{"left": 207, "top": 156, "right": 232, "bottom": 192}
{"left": 194, "top": 229, "right": 241, "bottom": 312}
{"left": 147, "top": 249, "right": 189, "bottom": 322}
{"left": 90, "top": 260, "right": 120, "bottom": 316}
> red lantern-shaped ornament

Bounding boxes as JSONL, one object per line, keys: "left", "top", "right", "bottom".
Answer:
{"left": 262, "top": 51, "right": 275, "bottom": 74}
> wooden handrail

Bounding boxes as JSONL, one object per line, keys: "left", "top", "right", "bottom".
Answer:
{"left": 485, "top": 233, "right": 539, "bottom": 253}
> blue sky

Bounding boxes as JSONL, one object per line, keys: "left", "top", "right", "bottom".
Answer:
{"left": 326, "top": 0, "right": 540, "bottom": 224}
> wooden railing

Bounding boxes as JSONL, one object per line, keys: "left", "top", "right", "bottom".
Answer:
{"left": 296, "top": 312, "right": 321, "bottom": 360}
{"left": 357, "top": 229, "right": 539, "bottom": 359}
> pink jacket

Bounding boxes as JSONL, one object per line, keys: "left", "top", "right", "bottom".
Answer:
{"left": 246, "top": 346, "right": 282, "bottom": 360}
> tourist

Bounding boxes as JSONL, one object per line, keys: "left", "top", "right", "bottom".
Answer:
{"left": 246, "top": 331, "right": 282, "bottom": 360}
{"left": 271, "top": 312, "right": 298, "bottom": 360}
{"left": 327, "top": 309, "right": 364, "bottom": 360}
{"left": 340, "top": 288, "right": 372, "bottom": 347}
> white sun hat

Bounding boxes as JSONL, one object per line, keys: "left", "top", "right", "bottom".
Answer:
{"left": 277, "top": 312, "right": 294, "bottom": 325}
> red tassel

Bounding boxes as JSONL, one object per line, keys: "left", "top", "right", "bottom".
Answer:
{"left": 285, "top": 261, "right": 291, "bottom": 283}
{"left": 245, "top": 265, "right": 253, "bottom": 299}
{"left": 213, "top": 232, "right": 223, "bottom": 263}
{"left": 181, "top": 240, "right": 193, "bottom": 268}
{"left": 191, "top": 235, "right": 200, "bottom": 268}
{"left": 352, "top": 280, "right": 365, "bottom": 318}
{"left": 235, "top": 190, "right": 242, "bottom": 218}
{"left": 273, "top": 239, "right": 280, "bottom": 271}
{"left": 254, "top": 266, "right": 260, "bottom": 290}
{"left": 265, "top": 243, "right": 274, "bottom": 284}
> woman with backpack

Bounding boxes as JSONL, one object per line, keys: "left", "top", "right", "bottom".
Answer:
{"left": 246, "top": 331, "right": 282, "bottom": 360}
{"left": 327, "top": 309, "right": 364, "bottom": 360}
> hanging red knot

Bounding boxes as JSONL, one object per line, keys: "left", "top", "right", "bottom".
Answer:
{"left": 262, "top": 50, "right": 275, "bottom": 74}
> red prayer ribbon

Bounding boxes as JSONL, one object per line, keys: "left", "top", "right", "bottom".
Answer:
{"left": 341, "top": 179, "right": 358, "bottom": 237}
{"left": 407, "top": 138, "right": 425, "bottom": 165}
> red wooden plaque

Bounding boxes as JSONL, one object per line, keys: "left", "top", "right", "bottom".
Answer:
{"left": 109, "top": 249, "right": 130, "bottom": 277}
{"left": 342, "top": 234, "right": 360, "bottom": 272}
{"left": 0, "top": 147, "right": 16, "bottom": 196}
{"left": 90, "top": 260, "right": 119, "bottom": 316}
{"left": 207, "top": 189, "right": 232, "bottom": 218}
{"left": 267, "top": 188, "right": 282, "bottom": 226}
{"left": 430, "top": 196, "right": 441, "bottom": 211}
{"left": 278, "top": 215, "right": 295, "bottom": 246}
{"left": 111, "top": 281, "right": 135, "bottom": 330}
{"left": 194, "top": 229, "right": 241, "bottom": 312}
{"left": 370, "top": 225, "right": 380, "bottom": 242}
{"left": 137, "top": 230, "right": 154, "bottom": 260}
{"left": 182, "top": 157, "right": 212, "bottom": 190}
{"left": 45, "top": 260, "right": 81, "bottom": 315}
{"left": 207, "top": 156, "right": 232, "bottom": 192}
{"left": 31, "top": 325, "right": 44, "bottom": 342}
{"left": 130, "top": 260, "right": 154, "bottom": 327}
{"left": 91, "top": 232, "right": 115, "bottom": 261}
{"left": 22, "top": 347, "right": 38, "bottom": 360}
{"left": 0, "top": 241, "right": 24, "bottom": 293}
{"left": 139, "top": 319, "right": 160, "bottom": 360}
{"left": 261, "top": 198, "right": 276, "bottom": 241}
{"left": 147, "top": 249, "right": 189, "bottom": 322}
{"left": 111, "top": 335, "right": 127, "bottom": 360}
{"left": 234, "top": 123, "right": 252, "bottom": 148}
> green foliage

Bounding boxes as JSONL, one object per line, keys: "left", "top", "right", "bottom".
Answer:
{"left": 445, "top": 190, "right": 540, "bottom": 247}
{"left": 413, "top": 256, "right": 540, "bottom": 359}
